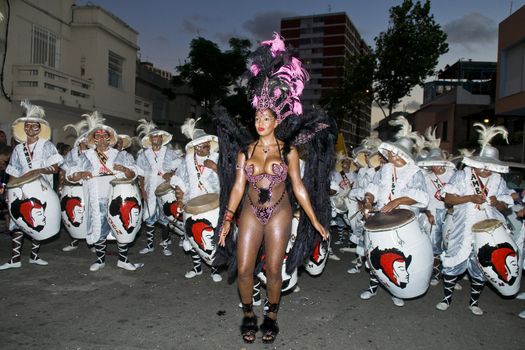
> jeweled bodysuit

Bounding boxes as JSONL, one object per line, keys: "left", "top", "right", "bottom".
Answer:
{"left": 243, "top": 142, "right": 289, "bottom": 225}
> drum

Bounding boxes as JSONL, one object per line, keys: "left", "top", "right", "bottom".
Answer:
{"left": 472, "top": 219, "right": 522, "bottom": 296}
{"left": 60, "top": 181, "right": 87, "bottom": 239}
{"left": 183, "top": 193, "right": 220, "bottom": 266}
{"left": 330, "top": 189, "right": 350, "bottom": 216}
{"left": 6, "top": 173, "right": 61, "bottom": 240}
{"left": 305, "top": 232, "right": 331, "bottom": 276}
{"left": 155, "top": 181, "right": 184, "bottom": 236}
{"left": 257, "top": 216, "right": 299, "bottom": 292}
{"left": 364, "top": 209, "right": 433, "bottom": 299}
{"left": 368, "top": 153, "right": 382, "bottom": 169}
{"left": 107, "top": 178, "right": 143, "bottom": 244}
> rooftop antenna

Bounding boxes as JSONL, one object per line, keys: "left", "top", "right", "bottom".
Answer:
{"left": 328, "top": 4, "right": 332, "bottom": 13}
{"left": 510, "top": 0, "right": 514, "bottom": 15}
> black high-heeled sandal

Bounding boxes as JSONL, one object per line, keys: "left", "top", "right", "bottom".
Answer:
{"left": 260, "top": 303, "right": 279, "bottom": 344}
{"left": 240, "top": 303, "right": 258, "bottom": 344}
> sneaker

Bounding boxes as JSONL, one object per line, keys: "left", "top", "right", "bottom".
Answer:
{"left": 436, "top": 301, "right": 449, "bottom": 311}
{"left": 347, "top": 266, "right": 361, "bottom": 274}
{"left": 339, "top": 246, "right": 357, "bottom": 253}
{"left": 29, "top": 258, "right": 48, "bottom": 266}
{"left": 392, "top": 297, "right": 405, "bottom": 307}
{"left": 211, "top": 273, "right": 222, "bottom": 282}
{"left": 139, "top": 247, "right": 154, "bottom": 255}
{"left": 117, "top": 261, "right": 138, "bottom": 271}
{"left": 430, "top": 278, "right": 439, "bottom": 286}
{"left": 454, "top": 283, "right": 462, "bottom": 291}
{"left": 469, "top": 305, "right": 483, "bottom": 316}
{"left": 516, "top": 292, "right": 525, "bottom": 300}
{"left": 89, "top": 262, "right": 106, "bottom": 272}
{"left": 178, "top": 239, "right": 184, "bottom": 247}
{"left": 328, "top": 250, "right": 341, "bottom": 261}
{"left": 0, "top": 261, "right": 22, "bottom": 270}
{"left": 293, "top": 285, "right": 301, "bottom": 293}
{"left": 360, "top": 290, "right": 377, "bottom": 300}
{"left": 238, "top": 299, "right": 262, "bottom": 308}
{"left": 519, "top": 310, "right": 525, "bottom": 319}
{"left": 351, "top": 257, "right": 360, "bottom": 264}
{"left": 162, "top": 247, "right": 173, "bottom": 256}
{"left": 185, "top": 270, "right": 203, "bottom": 279}
{"left": 62, "top": 245, "right": 78, "bottom": 252}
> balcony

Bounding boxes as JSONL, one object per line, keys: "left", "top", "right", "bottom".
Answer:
{"left": 12, "top": 65, "right": 94, "bottom": 108}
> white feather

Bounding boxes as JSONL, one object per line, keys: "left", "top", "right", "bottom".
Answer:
{"left": 81, "top": 111, "right": 105, "bottom": 131}
{"left": 412, "top": 133, "right": 427, "bottom": 155}
{"left": 361, "top": 131, "right": 382, "bottom": 151}
{"left": 64, "top": 119, "right": 89, "bottom": 136}
{"left": 459, "top": 148, "right": 475, "bottom": 158}
{"left": 181, "top": 118, "right": 201, "bottom": 140}
{"left": 20, "top": 99, "right": 45, "bottom": 119}
{"left": 389, "top": 116, "right": 412, "bottom": 138}
{"left": 473, "top": 123, "right": 509, "bottom": 148}
{"left": 136, "top": 119, "right": 158, "bottom": 138}
{"left": 424, "top": 126, "right": 441, "bottom": 149}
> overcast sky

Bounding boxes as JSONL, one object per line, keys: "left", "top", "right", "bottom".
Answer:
{"left": 85, "top": 0, "right": 525, "bottom": 121}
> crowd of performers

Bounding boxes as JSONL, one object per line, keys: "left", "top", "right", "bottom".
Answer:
{"left": 1, "top": 32, "right": 525, "bottom": 344}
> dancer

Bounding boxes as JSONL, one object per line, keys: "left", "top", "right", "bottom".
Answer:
{"left": 417, "top": 127, "right": 456, "bottom": 285}
{"left": 68, "top": 112, "right": 140, "bottom": 271}
{"left": 216, "top": 33, "right": 333, "bottom": 344}
{"left": 136, "top": 120, "right": 182, "bottom": 257}
{"left": 0, "top": 100, "right": 63, "bottom": 270}
{"left": 360, "top": 116, "right": 429, "bottom": 307}
{"left": 436, "top": 124, "right": 513, "bottom": 316}
{"left": 171, "top": 118, "right": 222, "bottom": 281}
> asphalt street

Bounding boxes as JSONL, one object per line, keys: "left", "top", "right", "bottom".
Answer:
{"left": 0, "top": 228, "right": 524, "bottom": 350}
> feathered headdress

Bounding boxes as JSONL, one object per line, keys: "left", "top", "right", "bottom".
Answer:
{"left": 83, "top": 111, "right": 118, "bottom": 148}
{"left": 377, "top": 116, "right": 418, "bottom": 163}
{"left": 246, "top": 32, "right": 309, "bottom": 123}
{"left": 64, "top": 117, "right": 90, "bottom": 147}
{"left": 180, "top": 117, "right": 218, "bottom": 153}
{"left": 417, "top": 126, "right": 455, "bottom": 168}
{"left": 424, "top": 126, "right": 441, "bottom": 149}
{"left": 362, "top": 131, "right": 382, "bottom": 153}
{"left": 136, "top": 118, "right": 172, "bottom": 148}
{"left": 12, "top": 99, "right": 51, "bottom": 142}
{"left": 462, "top": 123, "right": 509, "bottom": 173}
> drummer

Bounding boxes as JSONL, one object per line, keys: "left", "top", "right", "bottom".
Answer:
{"left": 436, "top": 124, "right": 513, "bottom": 316}
{"left": 329, "top": 152, "right": 355, "bottom": 252}
{"left": 171, "top": 118, "right": 222, "bottom": 282}
{"left": 0, "top": 100, "right": 63, "bottom": 270}
{"left": 59, "top": 120, "right": 90, "bottom": 252}
{"left": 347, "top": 132, "right": 383, "bottom": 274}
{"left": 360, "top": 116, "right": 429, "bottom": 307}
{"left": 135, "top": 120, "right": 184, "bottom": 257}
{"left": 417, "top": 127, "right": 456, "bottom": 286}
{"left": 67, "top": 112, "right": 140, "bottom": 272}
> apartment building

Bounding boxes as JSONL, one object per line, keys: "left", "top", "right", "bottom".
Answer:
{"left": 0, "top": 0, "right": 149, "bottom": 144}
{"left": 280, "top": 12, "right": 371, "bottom": 148}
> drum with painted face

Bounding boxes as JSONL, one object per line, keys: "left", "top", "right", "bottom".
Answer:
{"left": 472, "top": 219, "right": 522, "bottom": 296}
{"left": 257, "top": 215, "right": 299, "bottom": 292}
{"left": 305, "top": 232, "right": 331, "bottom": 276}
{"left": 7, "top": 173, "right": 61, "bottom": 240}
{"left": 183, "top": 193, "right": 219, "bottom": 266}
{"left": 60, "top": 181, "right": 87, "bottom": 239}
{"left": 107, "top": 178, "right": 143, "bottom": 244}
{"left": 364, "top": 209, "right": 433, "bottom": 299}
{"left": 155, "top": 181, "right": 184, "bottom": 236}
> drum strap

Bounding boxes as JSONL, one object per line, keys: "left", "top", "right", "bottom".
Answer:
{"left": 95, "top": 149, "right": 114, "bottom": 175}
{"left": 194, "top": 153, "right": 209, "bottom": 193}
{"left": 23, "top": 142, "right": 35, "bottom": 169}
{"left": 339, "top": 171, "right": 351, "bottom": 189}
{"left": 470, "top": 169, "right": 488, "bottom": 209}
{"left": 430, "top": 174, "right": 445, "bottom": 201}
{"left": 389, "top": 167, "right": 398, "bottom": 201}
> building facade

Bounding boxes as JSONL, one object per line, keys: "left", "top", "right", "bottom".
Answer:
{"left": 0, "top": 0, "right": 150, "bottom": 145}
{"left": 496, "top": 4, "right": 525, "bottom": 163}
{"left": 280, "top": 12, "right": 371, "bottom": 149}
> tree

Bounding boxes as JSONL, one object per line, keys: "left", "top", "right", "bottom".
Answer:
{"left": 321, "top": 51, "right": 375, "bottom": 143}
{"left": 174, "top": 37, "right": 251, "bottom": 117}
{"left": 374, "top": 0, "right": 448, "bottom": 115}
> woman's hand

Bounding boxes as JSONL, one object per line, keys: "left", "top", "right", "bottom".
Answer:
{"left": 469, "top": 194, "right": 485, "bottom": 205}
{"left": 218, "top": 221, "right": 231, "bottom": 247}
{"left": 313, "top": 221, "right": 328, "bottom": 241}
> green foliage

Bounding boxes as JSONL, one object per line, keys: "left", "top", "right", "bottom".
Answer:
{"left": 175, "top": 37, "right": 252, "bottom": 114}
{"left": 374, "top": 0, "right": 449, "bottom": 115}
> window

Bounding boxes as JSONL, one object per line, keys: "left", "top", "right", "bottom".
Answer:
{"left": 31, "top": 25, "right": 60, "bottom": 68}
{"left": 501, "top": 42, "right": 525, "bottom": 97}
{"left": 441, "top": 121, "right": 448, "bottom": 141}
{"left": 108, "top": 51, "right": 124, "bottom": 88}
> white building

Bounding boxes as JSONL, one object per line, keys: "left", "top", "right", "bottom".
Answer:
{"left": 0, "top": 0, "right": 150, "bottom": 145}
